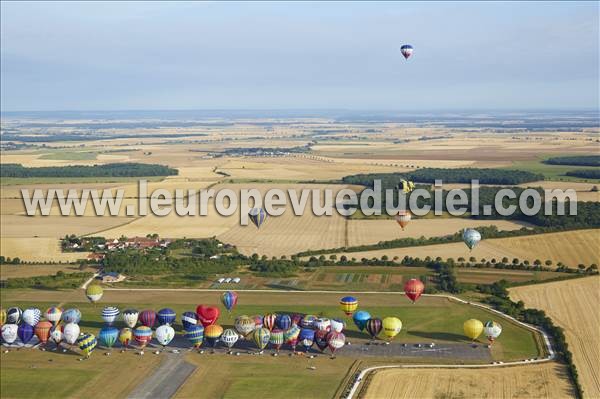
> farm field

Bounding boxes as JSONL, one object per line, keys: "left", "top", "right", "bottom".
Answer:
{"left": 0, "top": 237, "right": 88, "bottom": 262}
{"left": 0, "top": 263, "right": 97, "bottom": 279}
{"left": 329, "top": 229, "right": 600, "bottom": 268}
{"left": 510, "top": 276, "right": 600, "bottom": 399}
{"left": 362, "top": 362, "right": 575, "bottom": 399}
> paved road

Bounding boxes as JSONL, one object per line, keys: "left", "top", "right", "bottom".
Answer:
{"left": 127, "top": 353, "right": 196, "bottom": 399}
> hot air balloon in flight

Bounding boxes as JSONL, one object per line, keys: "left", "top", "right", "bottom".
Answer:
{"left": 196, "top": 305, "right": 220, "bottom": 328}
{"left": 34, "top": 321, "right": 53, "bottom": 345}
{"left": 234, "top": 315, "right": 256, "bottom": 338}
{"left": 327, "top": 331, "right": 346, "bottom": 357}
{"left": 395, "top": 210, "right": 412, "bottom": 230}
{"left": 463, "top": 319, "right": 484, "bottom": 341}
{"left": 155, "top": 325, "right": 175, "bottom": 348}
{"left": 63, "top": 323, "right": 80, "bottom": 345}
{"left": 340, "top": 296, "right": 358, "bottom": 316}
{"left": 204, "top": 324, "right": 223, "bottom": 349}
{"left": 101, "top": 306, "right": 120, "bottom": 325}
{"left": 353, "top": 311, "right": 371, "bottom": 331}
{"left": 22, "top": 308, "right": 41, "bottom": 327}
{"left": 1, "top": 324, "right": 18, "bottom": 345}
{"left": 18, "top": 324, "right": 34, "bottom": 345}
{"left": 381, "top": 317, "right": 402, "bottom": 341}
{"left": 404, "top": 278, "right": 425, "bottom": 303}
{"left": 366, "top": 318, "right": 382, "bottom": 340}
{"left": 221, "top": 291, "right": 238, "bottom": 313}
{"left": 77, "top": 333, "right": 97, "bottom": 358}
{"left": 221, "top": 329, "right": 239, "bottom": 350}
{"left": 133, "top": 325, "right": 153, "bottom": 352}
{"left": 182, "top": 311, "right": 199, "bottom": 331}
{"left": 299, "top": 328, "right": 315, "bottom": 352}
{"left": 263, "top": 314, "right": 277, "bottom": 331}
{"left": 184, "top": 325, "right": 204, "bottom": 350}
{"left": 99, "top": 326, "right": 119, "bottom": 350}
{"left": 248, "top": 208, "right": 267, "bottom": 228}
{"left": 463, "top": 229, "right": 481, "bottom": 251}
{"left": 484, "top": 321, "right": 502, "bottom": 344}
{"left": 0, "top": 308, "right": 6, "bottom": 326}
{"left": 157, "top": 308, "right": 176, "bottom": 326}
{"left": 62, "top": 308, "right": 82, "bottom": 324}
{"left": 6, "top": 307, "right": 22, "bottom": 325}
{"left": 253, "top": 327, "right": 271, "bottom": 351}
{"left": 85, "top": 285, "right": 103, "bottom": 303}
{"left": 399, "top": 180, "right": 415, "bottom": 194}
{"left": 122, "top": 309, "right": 139, "bottom": 329}
{"left": 139, "top": 310, "right": 157, "bottom": 328}
{"left": 119, "top": 328, "right": 132, "bottom": 349}
{"left": 276, "top": 314, "right": 292, "bottom": 331}
{"left": 400, "top": 44, "right": 414, "bottom": 59}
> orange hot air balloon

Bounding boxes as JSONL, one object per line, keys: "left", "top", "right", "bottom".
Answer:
{"left": 34, "top": 321, "right": 53, "bottom": 345}
{"left": 404, "top": 278, "right": 424, "bottom": 303}
{"left": 395, "top": 211, "right": 411, "bottom": 230}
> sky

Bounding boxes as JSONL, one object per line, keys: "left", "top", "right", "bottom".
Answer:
{"left": 1, "top": 1, "right": 598, "bottom": 111}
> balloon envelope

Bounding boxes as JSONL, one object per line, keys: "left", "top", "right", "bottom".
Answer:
{"left": 315, "top": 329, "right": 329, "bottom": 352}
{"left": 157, "top": 308, "right": 176, "bottom": 326}
{"left": 463, "top": 319, "right": 484, "bottom": 340}
{"left": 101, "top": 306, "right": 120, "bottom": 325}
{"left": 119, "top": 328, "right": 132, "bottom": 346}
{"left": 78, "top": 333, "right": 97, "bottom": 357}
{"left": 204, "top": 324, "right": 223, "bottom": 348}
{"left": 253, "top": 327, "right": 271, "bottom": 350}
{"left": 2, "top": 324, "right": 18, "bottom": 344}
{"left": 269, "top": 329, "right": 284, "bottom": 350}
{"left": 34, "top": 321, "right": 53, "bottom": 344}
{"left": 6, "top": 307, "right": 22, "bottom": 324}
{"left": 404, "top": 278, "right": 425, "bottom": 303}
{"left": 263, "top": 314, "right": 277, "bottom": 331}
{"left": 327, "top": 331, "right": 346, "bottom": 354}
{"left": 353, "top": 311, "right": 371, "bottom": 331}
{"left": 181, "top": 311, "right": 199, "bottom": 331}
{"left": 139, "top": 310, "right": 157, "bottom": 328}
{"left": 221, "top": 328, "right": 239, "bottom": 348}
{"left": 276, "top": 314, "right": 292, "bottom": 331}
{"left": 50, "top": 328, "right": 63, "bottom": 344}
{"left": 63, "top": 323, "right": 80, "bottom": 345}
{"left": 339, "top": 296, "right": 358, "bottom": 316}
{"left": 382, "top": 317, "right": 402, "bottom": 341}
{"left": 133, "top": 325, "right": 153, "bottom": 348}
{"left": 22, "top": 308, "right": 42, "bottom": 327}
{"left": 99, "top": 326, "right": 119, "bottom": 348}
{"left": 234, "top": 315, "right": 255, "bottom": 338}
{"left": 18, "top": 324, "right": 34, "bottom": 344}
{"left": 248, "top": 207, "right": 267, "bottom": 228}
{"left": 0, "top": 308, "right": 6, "bottom": 326}
{"left": 85, "top": 285, "right": 103, "bottom": 303}
{"left": 122, "top": 309, "right": 139, "bottom": 328}
{"left": 331, "top": 319, "right": 345, "bottom": 333}
{"left": 62, "top": 308, "right": 82, "bottom": 324}
{"left": 221, "top": 291, "right": 238, "bottom": 312}
{"left": 463, "top": 229, "right": 482, "bottom": 250}
{"left": 484, "top": 321, "right": 502, "bottom": 342}
{"left": 400, "top": 44, "right": 414, "bottom": 59}
{"left": 366, "top": 318, "right": 382, "bottom": 339}
{"left": 395, "top": 210, "right": 412, "bottom": 230}
{"left": 155, "top": 325, "right": 175, "bottom": 346}
{"left": 196, "top": 305, "right": 220, "bottom": 328}
{"left": 184, "top": 325, "right": 204, "bottom": 348}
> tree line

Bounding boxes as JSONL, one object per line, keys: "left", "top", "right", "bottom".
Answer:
{"left": 544, "top": 155, "right": 600, "bottom": 167}
{"left": 1, "top": 163, "right": 178, "bottom": 178}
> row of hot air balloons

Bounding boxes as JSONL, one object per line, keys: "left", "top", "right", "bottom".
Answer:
{"left": 464, "top": 319, "right": 502, "bottom": 344}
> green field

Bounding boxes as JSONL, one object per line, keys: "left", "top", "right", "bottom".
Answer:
{"left": 0, "top": 176, "right": 164, "bottom": 185}
{"left": 505, "top": 158, "right": 600, "bottom": 182}
{"left": 38, "top": 151, "right": 98, "bottom": 161}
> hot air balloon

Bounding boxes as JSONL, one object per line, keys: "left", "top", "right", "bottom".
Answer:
{"left": 98, "top": 326, "right": 119, "bottom": 350}
{"left": 139, "top": 310, "right": 156, "bottom": 328}
{"left": 301, "top": 314, "right": 317, "bottom": 329}
{"left": 155, "top": 325, "right": 175, "bottom": 348}
{"left": 6, "top": 307, "right": 22, "bottom": 324}
{"left": 78, "top": 333, "right": 97, "bottom": 358}
{"left": 34, "top": 321, "right": 53, "bottom": 345}
{"left": 133, "top": 325, "right": 153, "bottom": 351}
{"left": 484, "top": 321, "right": 502, "bottom": 344}
{"left": 382, "top": 317, "right": 402, "bottom": 341}
{"left": 101, "top": 306, "right": 120, "bottom": 325}
{"left": 395, "top": 210, "right": 412, "bottom": 230}
{"left": 44, "top": 307, "right": 63, "bottom": 327}
{"left": 62, "top": 308, "right": 82, "bottom": 324}
{"left": 221, "top": 329, "right": 239, "bottom": 350}
{"left": 251, "top": 315, "right": 264, "bottom": 329}
{"left": 269, "top": 329, "right": 284, "bottom": 353}
{"left": 366, "top": 318, "right": 382, "bottom": 340}
{"left": 340, "top": 296, "right": 358, "bottom": 316}
{"left": 181, "top": 311, "right": 199, "bottom": 331}
{"left": 299, "top": 328, "right": 315, "bottom": 352}
{"left": 327, "top": 331, "right": 345, "bottom": 357}
{"left": 253, "top": 327, "right": 270, "bottom": 351}
{"left": 463, "top": 319, "right": 484, "bottom": 341}
{"left": 353, "top": 311, "right": 371, "bottom": 331}
{"left": 314, "top": 318, "right": 331, "bottom": 332}
{"left": 291, "top": 313, "right": 303, "bottom": 326}
{"left": 404, "top": 278, "right": 425, "bottom": 303}
{"left": 204, "top": 324, "right": 223, "bottom": 349}
{"left": 315, "top": 329, "right": 329, "bottom": 353}
{"left": 276, "top": 314, "right": 292, "bottom": 331}
{"left": 1, "top": 324, "right": 18, "bottom": 345}
{"left": 122, "top": 309, "right": 139, "bottom": 329}
{"left": 284, "top": 325, "right": 301, "bottom": 352}
{"left": 50, "top": 327, "right": 63, "bottom": 346}
{"left": 85, "top": 284, "right": 103, "bottom": 303}
{"left": 18, "top": 324, "right": 34, "bottom": 345}
{"left": 184, "top": 325, "right": 204, "bottom": 350}
{"left": 0, "top": 308, "right": 6, "bottom": 326}
{"left": 63, "top": 323, "right": 80, "bottom": 345}
{"left": 22, "top": 308, "right": 41, "bottom": 327}
{"left": 263, "top": 314, "right": 277, "bottom": 331}
{"left": 463, "top": 229, "right": 481, "bottom": 251}
{"left": 221, "top": 291, "right": 238, "bottom": 313}
{"left": 399, "top": 180, "right": 415, "bottom": 194}
{"left": 157, "top": 308, "right": 176, "bottom": 326}
{"left": 248, "top": 207, "right": 267, "bottom": 229}
{"left": 234, "top": 315, "right": 256, "bottom": 338}
{"left": 119, "top": 328, "right": 132, "bottom": 349}
{"left": 196, "top": 305, "right": 220, "bottom": 328}
{"left": 331, "top": 319, "right": 345, "bottom": 333}
{"left": 400, "top": 44, "right": 413, "bottom": 59}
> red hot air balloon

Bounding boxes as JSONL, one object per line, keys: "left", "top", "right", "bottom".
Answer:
{"left": 404, "top": 278, "right": 424, "bottom": 303}
{"left": 196, "top": 305, "right": 220, "bottom": 328}
{"left": 139, "top": 310, "right": 157, "bottom": 328}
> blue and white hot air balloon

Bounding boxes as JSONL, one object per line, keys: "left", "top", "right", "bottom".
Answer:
{"left": 400, "top": 44, "right": 414, "bottom": 59}
{"left": 22, "top": 308, "right": 41, "bottom": 327}
{"left": 463, "top": 228, "right": 482, "bottom": 251}
{"left": 157, "top": 308, "right": 176, "bottom": 326}
{"left": 248, "top": 208, "right": 267, "bottom": 229}
{"left": 101, "top": 306, "right": 120, "bottom": 325}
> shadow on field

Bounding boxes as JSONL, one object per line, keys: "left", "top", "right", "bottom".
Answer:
{"left": 265, "top": 284, "right": 305, "bottom": 291}
{"left": 408, "top": 330, "right": 474, "bottom": 343}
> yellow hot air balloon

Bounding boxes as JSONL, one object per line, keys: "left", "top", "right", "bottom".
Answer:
{"left": 463, "top": 319, "right": 484, "bottom": 341}
{"left": 0, "top": 308, "right": 6, "bottom": 326}
{"left": 381, "top": 317, "right": 402, "bottom": 341}
{"left": 85, "top": 285, "right": 103, "bottom": 304}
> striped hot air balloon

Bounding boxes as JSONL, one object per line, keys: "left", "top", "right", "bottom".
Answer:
{"left": 181, "top": 311, "right": 199, "bottom": 331}
{"left": 133, "top": 325, "right": 153, "bottom": 349}
{"left": 157, "top": 308, "right": 176, "bottom": 326}
{"left": 395, "top": 210, "right": 411, "bottom": 230}
{"left": 18, "top": 323, "right": 34, "bottom": 345}
{"left": 269, "top": 329, "right": 284, "bottom": 352}
{"left": 299, "top": 328, "right": 315, "bottom": 352}
{"left": 78, "top": 333, "right": 97, "bottom": 358}
{"left": 327, "top": 331, "right": 346, "bottom": 356}
{"left": 44, "top": 307, "right": 63, "bottom": 327}
{"left": 139, "top": 310, "right": 157, "bottom": 328}
{"left": 184, "top": 325, "right": 204, "bottom": 349}
{"left": 300, "top": 315, "right": 317, "bottom": 329}
{"left": 248, "top": 208, "right": 267, "bottom": 228}
{"left": 221, "top": 291, "right": 238, "bottom": 313}
{"left": 339, "top": 296, "right": 358, "bottom": 316}
{"left": 62, "top": 308, "right": 82, "bottom": 324}
{"left": 263, "top": 314, "right": 277, "bottom": 331}
{"left": 99, "top": 326, "right": 119, "bottom": 349}
{"left": 34, "top": 321, "right": 53, "bottom": 345}
{"left": 366, "top": 318, "right": 382, "bottom": 340}
{"left": 101, "top": 306, "right": 120, "bottom": 325}
{"left": 221, "top": 329, "right": 239, "bottom": 349}
{"left": 283, "top": 324, "right": 301, "bottom": 351}
{"left": 276, "top": 314, "right": 292, "bottom": 331}
{"left": 204, "top": 324, "right": 223, "bottom": 348}
{"left": 6, "top": 307, "right": 22, "bottom": 324}
{"left": 234, "top": 315, "right": 255, "bottom": 338}
{"left": 253, "top": 327, "right": 270, "bottom": 351}
{"left": 85, "top": 285, "right": 103, "bottom": 303}
{"left": 22, "top": 308, "right": 41, "bottom": 327}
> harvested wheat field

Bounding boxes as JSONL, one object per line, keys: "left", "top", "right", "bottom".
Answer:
{"left": 0, "top": 237, "right": 88, "bottom": 262}
{"left": 363, "top": 363, "right": 575, "bottom": 399}
{"left": 510, "top": 276, "right": 600, "bottom": 398}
